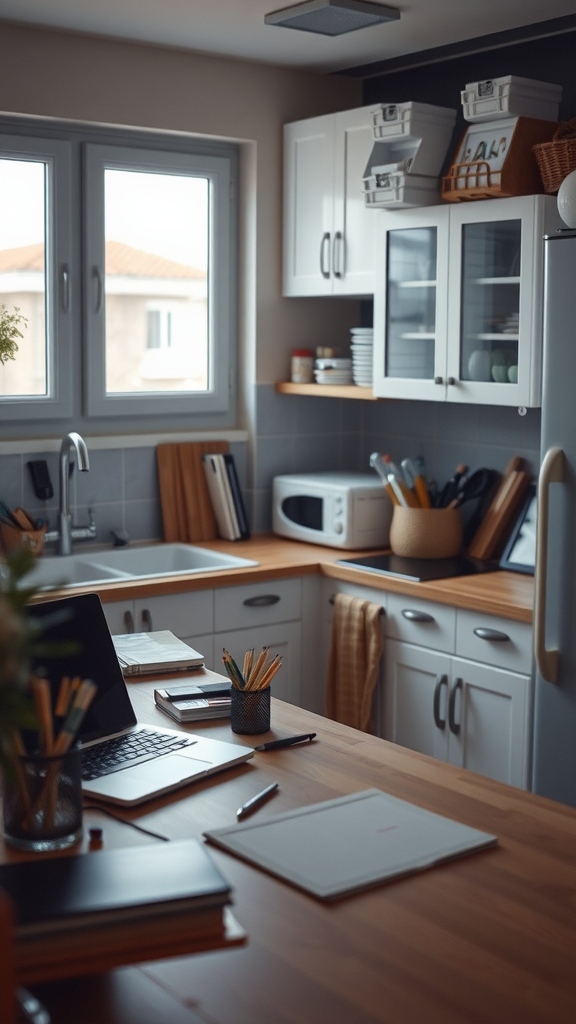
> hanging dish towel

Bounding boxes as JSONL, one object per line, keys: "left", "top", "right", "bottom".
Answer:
{"left": 325, "top": 593, "right": 383, "bottom": 733}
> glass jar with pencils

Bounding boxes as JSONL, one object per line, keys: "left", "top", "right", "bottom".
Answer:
{"left": 2, "top": 746, "right": 83, "bottom": 852}
{"left": 0, "top": 548, "right": 98, "bottom": 852}
{"left": 221, "top": 646, "right": 281, "bottom": 735}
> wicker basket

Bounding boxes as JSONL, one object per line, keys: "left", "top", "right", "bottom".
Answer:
{"left": 533, "top": 118, "right": 576, "bottom": 194}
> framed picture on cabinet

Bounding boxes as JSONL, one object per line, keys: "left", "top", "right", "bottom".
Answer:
{"left": 499, "top": 482, "right": 536, "bottom": 575}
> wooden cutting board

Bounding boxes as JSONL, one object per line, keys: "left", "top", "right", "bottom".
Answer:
{"left": 156, "top": 441, "right": 229, "bottom": 542}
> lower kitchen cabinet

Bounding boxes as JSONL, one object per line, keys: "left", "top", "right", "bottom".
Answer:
{"left": 324, "top": 578, "right": 532, "bottom": 789}
{"left": 383, "top": 640, "right": 531, "bottom": 788}
{"left": 102, "top": 576, "right": 311, "bottom": 713}
{"left": 216, "top": 622, "right": 302, "bottom": 707}
{"left": 101, "top": 591, "right": 214, "bottom": 664}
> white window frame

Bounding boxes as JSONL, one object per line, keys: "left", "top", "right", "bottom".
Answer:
{"left": 84, "top": 143, "right": 232, "bottom": 417}
{"left": 0, "top": 134, "right": 73, "bottom": 421}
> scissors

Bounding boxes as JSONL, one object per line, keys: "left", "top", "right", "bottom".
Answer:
{"left": 448, "top": 468, "right": 494, "bottom": 508}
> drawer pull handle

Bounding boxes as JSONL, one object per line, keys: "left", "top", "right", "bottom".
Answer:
{"left": 123, "top": 610, "right": 135, "bottom": 633}
{"left": 402, "top": 609, "right": 434, "bottom": 623}
{"left": 473, "top": 627, "right": 510, "bottom": 642}
{"left": 243, "top": 595, "right": 281, "bottom": 608}
{"left": 433, "top": 673, "right": 448, "bottom": 730}
{"left": 448, "top": 678, "right": 462, "bottom": 735}
{"left": 141, "top": 609, "right": 153, "bottom": 632}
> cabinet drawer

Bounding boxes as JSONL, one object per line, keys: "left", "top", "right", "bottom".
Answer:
{"left": 214, "top": 579, "right": 301, "bottom": 632}
{"left": 456, "top": 610, "right": 532, "bottom": 675}
{"left": 386, "top": 594, "right": 456, "bottom": 653}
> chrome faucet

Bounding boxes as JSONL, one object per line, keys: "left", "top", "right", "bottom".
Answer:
{"left": 45, "top": 432, "right": 97, "bottom": 555}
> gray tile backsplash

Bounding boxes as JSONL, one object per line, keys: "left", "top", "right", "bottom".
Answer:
{"left": 0, "top": 390, "right": 541, "bottom": 545}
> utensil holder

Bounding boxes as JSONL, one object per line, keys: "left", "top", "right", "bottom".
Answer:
{"left": 0, "top": 522, "right": 47, "bottom": 557}
{"left": 2, "top": 748, "right": 83, "bottom": 852}
{"left": 390, "top": 506, "right": 463, "bottom": 559}
{"left": 230, "top": 687, "right": 271, "bottom": 735}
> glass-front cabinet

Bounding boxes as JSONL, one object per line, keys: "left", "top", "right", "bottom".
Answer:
{"left": 373, "top": 195, "right": 562, "bottom": 406}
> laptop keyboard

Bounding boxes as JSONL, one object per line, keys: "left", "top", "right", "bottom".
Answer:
{"left": 81, "top": 729, "right": 195, "bottom": 780}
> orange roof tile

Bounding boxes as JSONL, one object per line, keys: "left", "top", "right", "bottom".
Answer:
{"left": 0, "top": 241, "right": 206, "bottom": 279}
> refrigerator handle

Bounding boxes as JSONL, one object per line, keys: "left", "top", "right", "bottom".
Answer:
{"left": 534, "top": 446, "right": 565, "bottom": 683}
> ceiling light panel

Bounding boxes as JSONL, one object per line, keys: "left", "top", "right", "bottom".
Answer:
{"left": 264, "top": 0, "right": 400, "bottom": 37}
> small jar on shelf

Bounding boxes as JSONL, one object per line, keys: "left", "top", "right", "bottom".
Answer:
{"left": 290, "top": 349, "right": 314, "bottom": 384}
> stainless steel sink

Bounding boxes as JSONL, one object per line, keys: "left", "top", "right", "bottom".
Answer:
{"left": 23, "top": 543, "right": 258, "bottom": 589}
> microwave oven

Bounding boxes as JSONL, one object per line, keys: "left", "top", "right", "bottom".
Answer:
{"left": 272, "top": 472, "right": 392, "bottom": 549}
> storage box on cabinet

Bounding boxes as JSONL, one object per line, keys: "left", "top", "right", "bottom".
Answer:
{"left": 456, "top": 609, "right": 532, "bottom": 674}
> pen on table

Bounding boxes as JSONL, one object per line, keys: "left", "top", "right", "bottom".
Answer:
{"left": 254, "top": 733, "right": 317, "bottom": 752}
{"left": 237, "top": 782, "right": 279, "bottom": 820}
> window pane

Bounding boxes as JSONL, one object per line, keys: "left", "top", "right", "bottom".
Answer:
{"left": 0, "top": 159, "right": 47, "bottom": 397}
{"left": 104, "top": 169, "right": 209, "bottom": 394}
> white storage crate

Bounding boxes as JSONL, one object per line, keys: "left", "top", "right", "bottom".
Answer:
{"left": 461, "top": 76, "right": 562, "bottom": 123}
{"left": 368, "top": 102, "right": 456, "bottom": 178}
{"left": 363, "top": 170, "right": 440, "bottom": 209}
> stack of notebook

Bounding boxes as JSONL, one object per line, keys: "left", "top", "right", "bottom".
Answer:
{"left": 202, "top": 452, "right": 250, "bottom": 541}
{"left": 1, "top": 839, "right": 242, "bottom": 981}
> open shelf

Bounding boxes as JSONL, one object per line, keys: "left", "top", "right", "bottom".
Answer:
{"left": 275, "top": 382, "right": 381, "bottom": 401}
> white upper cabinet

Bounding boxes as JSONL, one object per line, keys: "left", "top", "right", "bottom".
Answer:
{"left": 373, "top": 195, "right": 562, "bottom": 406}
{"left": 283, "top": 107, "right": 377, "bottom": 297}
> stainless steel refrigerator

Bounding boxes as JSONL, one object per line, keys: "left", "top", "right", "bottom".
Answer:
{"left": 533, "top": 226, "right": 576, "bottom": 807}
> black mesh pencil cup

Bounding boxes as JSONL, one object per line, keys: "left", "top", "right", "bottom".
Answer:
{"left": 230, "top": 686, "right": 271, "bottom": 735}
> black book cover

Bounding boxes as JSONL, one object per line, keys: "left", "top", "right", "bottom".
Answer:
{"left": 0, "top": 838, "right": 231, "bottom": 936}
{"left": 222, "top": 453, "right": 250, "bottom": 539}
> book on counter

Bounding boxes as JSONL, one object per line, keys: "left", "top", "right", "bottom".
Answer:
{"left": 202, "top": 452, "right": 250, "bottom": 542}
{"left": 0, "top": 839, "right": 231, "bottom": 938}
{"left": 112, "top": 630, "right": 204, "bottom": 676}
{"left": 1, "top": 839, "right": 238, "bottom": 978}
{"left": 155, "top": 680, "right": 232, "bottom": 722}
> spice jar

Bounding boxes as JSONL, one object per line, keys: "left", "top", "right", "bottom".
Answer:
{"left": 290, "top": 349, "right": 314, "bottom": 384}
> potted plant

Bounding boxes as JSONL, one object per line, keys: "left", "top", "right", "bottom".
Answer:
{"left": 0, "top": 305, "right": 28, "bottom": 367}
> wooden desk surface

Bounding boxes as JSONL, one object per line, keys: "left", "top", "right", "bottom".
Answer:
{"left": 11, "top": 684, "right": 576, "bottom": 1024}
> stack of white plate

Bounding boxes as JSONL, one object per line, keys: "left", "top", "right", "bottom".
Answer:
{"left": 314, "top": 357, "right": 353, "bottom": 385}
{"left": 350, "top": 328, "right": 374, "bottom": 386}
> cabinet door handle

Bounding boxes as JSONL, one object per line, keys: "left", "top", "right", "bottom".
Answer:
{"left": 535, "top": 446, "right": 565, "bottom": 683}
{"left": 123, "top": 610, "right": 135, "bottom": 633}
{"left": 434, "top": 376, "right": 444, "bottom": 385}
{"left": 141, "top": 608, "right": 153, "bottom": 632}
{"left": 93, "top": 267, "right": 103, "bottom": 313}
{"left": 447, "top": 377, "right": 456, "bottom": 386}
{"left": 401, "top": 609, "right": 434, "bottom": 623}
{"left": 320, "top": 232, "right": 331, "bottom": 279}
{"left": 433, "top": 673, "right": 448, "bottom": 730}
{"left": 243, "top": 594, "right": 281, "bottom": 608}
{"left": 448, "top": 678, "right": 462, "bottom": 735}
{"left": 333, "top": 231, "right": 344, "bottom": 278}
{"left": 473, "top": 627, "right": 510, "bottom": 642}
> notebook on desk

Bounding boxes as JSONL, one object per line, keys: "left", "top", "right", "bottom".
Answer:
{"left": 28, "top": 593, "right": 254, "bottom": 807}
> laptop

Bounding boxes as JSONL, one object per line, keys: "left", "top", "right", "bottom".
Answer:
{"left": 28, "top": 593, "right": 254, "bottom": 807}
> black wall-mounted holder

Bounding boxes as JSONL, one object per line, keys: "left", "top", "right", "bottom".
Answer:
{"left": 27, "top": 460, "right": 54, "bottom": 502}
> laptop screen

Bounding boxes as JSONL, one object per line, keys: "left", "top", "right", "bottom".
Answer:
{"left": 27, "top": 593, "right": 137, "bottom": 744}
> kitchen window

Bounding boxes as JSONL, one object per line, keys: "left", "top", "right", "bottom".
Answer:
{"left": 0, "top": 120, "right": 237, "bottom": 428}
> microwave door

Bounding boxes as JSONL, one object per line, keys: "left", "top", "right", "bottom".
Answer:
{"left": 280, "top": 494, "right": 324, "bottom": 532}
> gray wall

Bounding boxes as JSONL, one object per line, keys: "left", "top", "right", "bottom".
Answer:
{"left": 0, "top": 442, "right": 247, "bottom": 547}
{"left": 251, "top": 385, "right": 541, "bottom": 532}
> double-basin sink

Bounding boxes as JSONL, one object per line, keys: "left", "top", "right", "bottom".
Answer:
{"left": 23, "top": 543, "right": 259, "bottom": 590}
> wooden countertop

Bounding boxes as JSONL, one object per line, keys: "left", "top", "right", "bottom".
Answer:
{"left": 18, "top": 693, "right": 576, "bottom": 1024}
{"left": 32, "top": 535, "right": 534, "bottom": 623}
